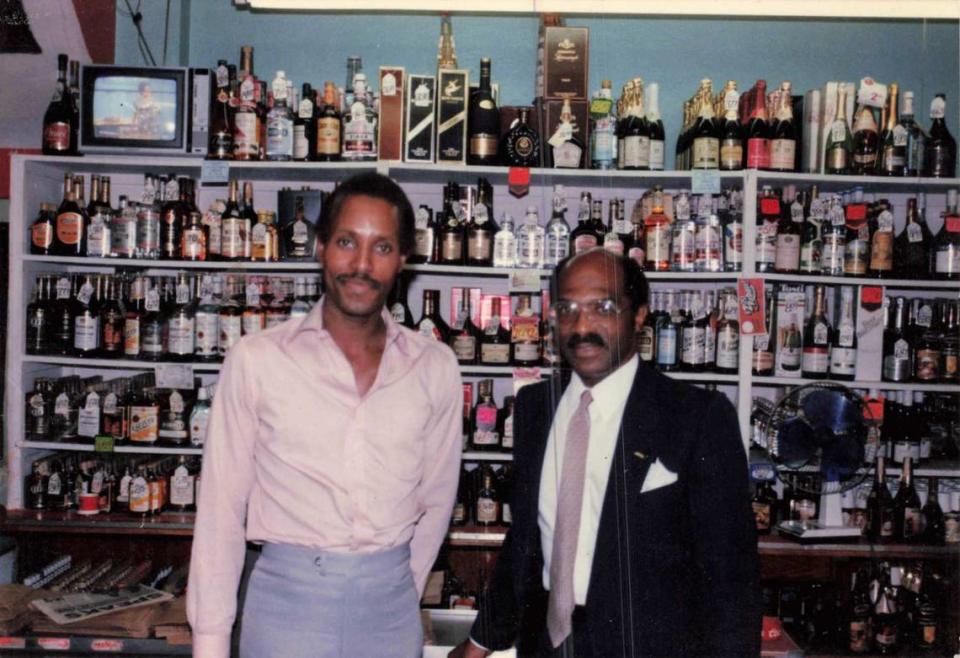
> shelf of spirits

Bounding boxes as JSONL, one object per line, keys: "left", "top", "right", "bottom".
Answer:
{"left": 2, "top": 510, "right": 195, "bottom": 537}
{"left": 18, "top": 441, "right": 204, "bottom": 456}
{"left": 752, "top": 377, "right": 960, "bottom": 394}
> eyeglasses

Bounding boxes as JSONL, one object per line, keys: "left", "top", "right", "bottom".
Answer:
{"left": 550, "top": 298, "right": 629, "bottom": 322}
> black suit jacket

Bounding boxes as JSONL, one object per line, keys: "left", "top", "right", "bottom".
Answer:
{"left": 471, "top": 362, "right": 761, "bottom": 657}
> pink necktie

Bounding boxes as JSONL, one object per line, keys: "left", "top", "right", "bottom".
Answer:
{"left": 547, "top": 389, "right": 593, "bottom": 648}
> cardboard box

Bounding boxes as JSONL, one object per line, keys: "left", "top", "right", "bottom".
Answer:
{"left": 405, "top": 75, "right": 436, "bottom": 163}
{"left": 774, "top": 284, "right": 806, "bottom": 377}
{"left": 855, "top": 286, "right": 885, "bottom": 382}
{"left": 377, "top": 67, "right": 405, "bottom": 162}
{"left": 542, "top": 26, "right": 589, "bottom": 100}
{"left": 802, "top": 89, "right": 821, "bottom": 173}
{"left": 538, "top": 98, "right": 589, "bottom": 169}
{"left": 437, "top": 69, "right": 469, "bottom": 164}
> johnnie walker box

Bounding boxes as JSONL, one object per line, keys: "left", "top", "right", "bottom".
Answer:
{"left": 378, "top": 67, "right": 406, "bottom": 162}
{"left": 542, "top": 26, "right": 589, "bottom": 100}
{"left": 436, "top": 69, "right": 469, "bottom": 164}
{"left": 404, "top": 75, "right": 436, "bottom": 163}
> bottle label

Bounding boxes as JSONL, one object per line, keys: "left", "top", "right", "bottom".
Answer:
{"left": 746, "top": 138, "right": 769, "bottom": 168}
{"left": 656, "top": 328, "right": 677, "bottom": 367}
{"left": 190, "top": 406, "right": 210, "bottom": 445}
{"left": 801, "top": 347, "right": 829, "bottom": 374}
{"left": 821, "top": 233, "right": 846, "bottom": 274}
{"left": 930, "top": 96, "right": 946, "bottom": 119}
{"left": 417, "top": 319, "right": 443, "bottom": 342}
{"left": 316, "top": 118, "right": 341, "bottom": 155}
{"left": 145, "top": 288, "right": 160, "bottom": 312}
{"left": 123, "top": 318, "right": 141, "bottom": 356}
{"left": 111, "top": 217, "right": 137, "bottom": 257}
{"left": 691, "top": 137, "right": 719, "bottom": 168}
{"left": 573, "top": 234, "right": 598, "bottom": 253}
{"left": 591, "top": 120, "right": 615, "bottom": 164}
{"left": 44, "top": 122, "right": 71, "bottom": 151}
{"left": 87, "top": 216, "right": 111, "bottom": 257}
{"left": 648, "top": 140, "right": 665, "bottom": 170}
{"left": 219, "top": 315, "right": 242, "bottom": 353}
{"left": 32, "top": 223, "right": 53, "bottom": 249}
{"left": 267, "top": 115, "right": 294, "bottom": 157}
{"left": 680, "top": 327, "right": 706, "bottom": 365}
{"left": 719, "top": 140, "right": 742, "bottom": 169}
{"left": 168, "top": 317, "right": 195, "bottom": 355}
{"left": 829, "top": 346, "right": 857, "bottom": 376}
{"left": 723, "top": 220, "right": 743, "bottom": 267}
{"left": 141, "top": 321, "right": 164, "bottom": 355}
{"left": 452, "top": 335, "right": 477, "bottom": 361}
{"left": 242, "top": 311, "right": 264, "bottom": 335}
{"left": 129, "top": 406, "right": 159, "bottom": 443}
{"left": 469, "top": 135, "right": 499, "bottom": 158}
{"left": 752, "top": 501, "right": 771, "bottom": 530}
{"left": 467, "top": 232, "right": 492, "bottom": 261}
{"left": 233, "top": 112, "right": 260, "bottom": 157}
{"left": 915, "top": 348, "right": 940, "bottom": 380}
{"left": 716, "top": 328, "right": 740, "bottom": 369}
{"left": 476, "top": 497, "right": 499, "bottom": 523}
{"left": 935, "top": 247, "right": 960, "bottom": 275}
{"left": 170, "top": 467, "right": 195, "bottom": 506}
{"left": 870, "top": 231, "right": 894, "bottom": 271}
{"left": 481, "top": 343, "right": 510, "bottom": 364}
{"left": 78, "top": 392, "right": 101, "bottom": 438}
{"left": 74, "top": 315, "right": 99, "bottom": 351}
{"left": 56, "top": 212, "right": 83, "bottom": 245}
{"left": 769, "top": 139, "right": 795, "bottom": 170}
{"left": 671, "top": 222, "right": 696, "bottom": 271}
{"left": 621, "top": 135, "right": 650, "bottom": 168}
{"left": 946, "top": 216, "right": 960, "bottom": 233}
{"left": 129, "top": 478, "right": 151, "bottom": 513}
{"left": 136, "top": 210, "right": 161, "bottom": 255}
{"left": 546, "top": 228, "right": 570, "bottom": 265}
{"left": 441, "top": 233, "right": 462, "bottom": 262}
{"left": 774, "top": 234, "right": 800, "bottom": 271}
{"left": 645, "top": 223, "right": 672, "bottom": 268}
{"left": 907, "top": 222, "right": 923, "bottom": 243}
{"left": 182, "top": 228, "right": 206, "bottom": 259}
{"left": 221, "top": 218, "right": 247, "bottom": 259}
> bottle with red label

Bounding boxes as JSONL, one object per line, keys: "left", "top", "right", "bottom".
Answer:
{"left": 755, "top": 186, "right": 780, "bottom": 273}
{"left": 643, "top": 186, "right": 672, "bottom": 272}
{"left": 773, "top": 187, "right": 802, "bottom": 273}
{"left": 933, "top": 189, "right": 960, "bottom": 279}
{"left": 30, "top": 203, "right": 57, "bottom": 255}
{"left": 42, "top": 54, "right": 78, "bottom": 156}
{"left": 843, "top": 187, "right": 870, "bottom": 277}
{"left": 470, "top": 380, "right": 500, "bottom": 452}
{"left": 743, "top": 80, "right": 770, "bottom": 170}
{"left": 52, "top": 173, "right": 87, "bottom": 256}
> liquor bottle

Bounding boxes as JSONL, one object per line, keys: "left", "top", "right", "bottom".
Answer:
{"left": 941, "top": 301, "right": 959, "bottom": 383}
{"left": 140, "top": 278, "right": 167, "bottom": 361}
{"left": 466, "top": 58, "right": 499, "bottom": 165}
{"left": 548, "top": 98, "right": 585, "bottom": 169}
{"left": 510, "top": 293, "right": 540, "bottom": 366}
{"left": 755, "top": 186, "right": 780, "bottom": 273}
{"left": 868, "top": 198, "right": 895, "bottom": 277}
{"left": 636, "top": 291, "right": 658, "bottom": 364}
{"left": 780, "top": 321, "right": 802, "bottom": 373}
{"left": 208, "top": 60, "right": 235, "bottom": 160}
{"left": 68, "top": 60, "right": 80, "bottom": 148}
{"left": 233, "top": 46, "right": 259, "bottom": 161}
{"left": 241, "top": 277, "right": 266, "bottom": 337}
{"left": 801, "top": 285, "right": 831, "bottom": 379}
{"left": 280, "top": 196, "right": 316, "bottom": 261}
{"left": 342, "top": 72, "right": 377, "bottom": 161}
{"left": 25, "top": 276, "right": 49, "bottom": 355}
{"left": 774, "top": 188, "right": 803, "bottom": 273}
{"left": 475, "top": 466, "right": 500, "bottom": 526}
{"left": 876, "top": 83, "right": 906, "bottom": 176}
{"left": 492, "top": 214, "right": 517, "bottom": 268}
{"left": 894, "top": 198, "right": 933, "bottom": 279}
{"left": 900, "top": 90, "right": 927, "bottom": 177}
{"left": 47, "top": 276, "right": 74, "bottom": 357}
{"left": 718, "top": 82, "right": 743, "bottom": 171}
{"left": 933, "top": 189, "right": 960, "bottom": 279}
{"left": 644, "top": 187, "right": 672, "bottom": 271}
{"left": 181, "top": 211, "right": 208, "bottom": 262}
{"left": 240, "top": 182, "right": 257, "bottom": 260}
{"left": 893, "top": 457, "right": 923, "bottom": 541}
{"left": 824, "top": 88, "right": 853, "bottom": 175}
{"left": 293, "top": 83, "right": 314, "bottom": 161}
{"left": 619, "top": 79, "right": 649, "bottom": 170}
{"left": 646, "top": 82, "right": 666, "bottom": 171}
{"left": 192, "top": 276, "right": 220, "bottom": 362}
{"left": 314, "top": 81, "right": 342, "bottom": 161}
{"left": 543, "top": 186, "right": 571, "bottom": 267}
{"left": 866, "top": 454, "right": 895, "bottom": 542}
{"left": 256, "top": 81, "right": 269, "bottom": 161}
{"left": 721, "top": 190, "right": 743, "bottom": 272}
{"left": 99, "top": 277, "right": 124, "bottom": 358}
{"left": 159, "top": 387, "right": 189, "bottom": 447}
{"left": 499, "top": 107, "right": 540, "bottom": 167}
{"left": 656, "top": 291, "right": 681, "bottom": 372}
{"left": 820, "top": 195, "right": 846, "bottom": 276}
{"left": 589, "top": 80, "right": 616, "bottom": 170}
{"left": 671, "top": 194, "right": 695, "bottom": 272}
{"left": 516, "top": 206, "right": 545, "bottom": 269}
{"left": 828, "top": 286, "right": 857, "bottom": 381}
{"left": 471, "top": 380, "right": 500, "bottom": 452}
{"left": 159, "top": 177, "right": 184, "bottom": 261}
{"left": 167, "top": 455, "right": 196, "bottom": 513}
{"left": 769, "top": 82, "right": 797, "bottom": 172}
{"left": 42, "top": 54, "right": 77, "bottom": 155}
{"left": 86, "top": 175, "right": 112, "bottom": 258}
{"left": 215, "top": 277, "right": 241, "bottom": 357}
{"left": 72, "top": 275, "right": 100, "bottom": 358}
{"left": 165, "top": 275, "right": 195, "bottom": 362}
{"left": 266, "top": 71, "right": 294, "bottom": 161}
{"left": 715, "top": 289, "right": 739, "bottom": 374}
{"left": 53, "top": 174, "right": 87, "bottom": 257}
{"left": 77, "top": 385, "right": 102, "bottom": 441}
{"left": 569, "top": 192, "right": 601, "bottom": 255}
{"left": 438, "top": 182, "right": 464, "bottom": 265}
{"left": 109, "top": 195, "right": 136, "bottom": 259}
{"left": 220, "top": 180, "right": 244, "bottom": 261}
{"left": 691, "top": 80, "right": 720, "bottom": 169}
{"left": 679, "top": 292, "right": 706, "bottom": 372}
{"left": 416, "top": 290, "right": 450, "bottom": 343}
{"left": 751, "top": 480, "right": 777, "bottom": 535}
{"left": 843, "top": 187, "right": 870, "bottom": 277}
{"left": 450, "top": 290, "right": 480, "bottom": 365}
{"left": 922, "top": 478, "right": 945, "bottom": 545}
{"left": 922, "top": 94, "right": 957, "bottom": 177}
{"left": 31, "top": 203, "right": 56, "bottom": 255}
{"left": 851, "top": 104, "right": 879, "bottom": 175}
{"left": 480, "top": 297, "right": 511, "bottom": 366}
{"left": 744, "top": 81, "right": 770, "bottom": 169}
{"left": 882, "top": 297, "right": 912, "bottom": 382}
{"left": 406, "top": 204, "right": 435, "bottom": 265}
{"left": 251, "top": 210, "right": 280, "bottom": 262}
{"left": 466, "top": 178, "right": 496, "bottom": 266}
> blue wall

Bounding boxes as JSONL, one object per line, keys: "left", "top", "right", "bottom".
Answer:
{"left": 116, "top": 3, "right": 959, "bottom": 169}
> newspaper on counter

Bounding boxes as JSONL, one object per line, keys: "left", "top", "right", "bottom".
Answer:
{"left": 31, "top": 585, "right": 173, "bottom": 625}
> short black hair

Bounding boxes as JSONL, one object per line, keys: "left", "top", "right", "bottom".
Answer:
{"left": 553, "top": 250, "right": 650, "bottom": 314}
{"left": 318, "top": 172, "right": 415, "bottom": 255}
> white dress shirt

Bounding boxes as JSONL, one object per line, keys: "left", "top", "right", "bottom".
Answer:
{"left": 538, "top": 355, "right": 639, "bottom": 605}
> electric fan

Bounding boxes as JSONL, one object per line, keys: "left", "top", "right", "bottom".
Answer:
{"left": 755, "top": 382, "right": 881, "bottom": 541}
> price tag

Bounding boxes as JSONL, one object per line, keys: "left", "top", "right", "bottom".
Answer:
{"left": 155, "top": 363, "right": 194, "bottom": 390}
{"left": 94, "top": 435, "right": 114, "bottom": 453}
{"left": 201, "top": 160, "right": 230, "bottom": 185}
{"left": 856, "top": 77, "right": 888, "bottom": 109}
{"left": 509, "top": 269, "right": 541, "bottom": 292}
{"left": 691, "top": 169, "right": 721, "bottom": 195}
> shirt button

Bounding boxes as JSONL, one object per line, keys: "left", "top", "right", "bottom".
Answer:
{"left": 314, "top": 557, "right": 323, "bottom": 567}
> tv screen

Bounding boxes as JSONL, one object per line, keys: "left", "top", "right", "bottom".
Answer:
{"left": 92, "top": 75, "right": 179, "bottom": 142}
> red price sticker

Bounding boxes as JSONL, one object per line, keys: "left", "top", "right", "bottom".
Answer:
{"left": 759, "top": 198, "right": 780, "bottom": 216}
{"left": 38, "top": 638, "right": 70, "bottom": 651}
{"left": 91, "top": 639, "right": 123, "bottom": 652}
{"left": 508, "top": 167, "right": 531, "bottom": 198}
{"left": 860, "top": 286, "right": 884, "bottom": 306}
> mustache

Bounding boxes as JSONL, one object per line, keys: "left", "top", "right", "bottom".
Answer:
{"left": 335, "top": 273, "right": 382, "bottom": 290}
{"left": 567, "top": 333, "right": 606, "bottom": 350}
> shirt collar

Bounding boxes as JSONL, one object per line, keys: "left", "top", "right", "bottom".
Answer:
{"left": 298, "top": 295, "right": 406, "bottom": 353}
{"left": 568, "top": 354, "right": 639, "bottom": 420}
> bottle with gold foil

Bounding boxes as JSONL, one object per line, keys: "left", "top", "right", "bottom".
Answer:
{"left": 646, "top": 82, "right": 666, "bottom": 171}
{"left": 851, "top": 104, "right": 879, "bottom": 175}
{"left": 315, "top": 82, "right": 342, "bottom": 161}
{"left": 690, "top": 80, "right": 720, "bottom": 170}
{"left": 824, "top": 88, "right": 853, "bottom": 175}
{"left": 251, "top": 210, "right": 280, "bottom": 262}
{"left": 769, "top": 82, "right": 796, "bottom": 172}
{"left": 719, "top": 81, "right": 743, "bottom": 171}
{"left": 876, "top": 84, "right": 906, "bottom": 176}
{"left": 869, "top": 198, "right": 895, "bottom": 278}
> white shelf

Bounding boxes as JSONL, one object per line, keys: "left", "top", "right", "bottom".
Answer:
{"left": 404, "top": 263, "right": 550, "bottom": 277}
{"left": 754, "top": 171, "right": 960, "bottom": 190}
{"left": 23, "top": 254, "right": 320, "bottom": 271}
{"left": 752, "top": 376, "right": 960, "bottom": 393}
{"left": 22, "top": 355, "right": 224, "bottom": 372}
{"left": 759, "top": 272, "right": 960, "bottom": 290}
{"left": 19, "top": 440, "right": 203, "bottom": 456}
{"left": 462, "top": 451, "right": 513, "bottom": 461}
{"left": 644, "top": 271, "right": 740, "bottom": 281}
{"left": 663, "top": 371, "right": 741, "bottom": 383}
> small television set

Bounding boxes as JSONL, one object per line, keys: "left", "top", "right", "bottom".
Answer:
{"left": 80, "top": 65, "right": 204, "bottom": 155}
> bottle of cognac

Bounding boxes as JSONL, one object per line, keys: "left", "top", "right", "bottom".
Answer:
{"left": 467, "top": 58, "right": 499, "bottom": 166}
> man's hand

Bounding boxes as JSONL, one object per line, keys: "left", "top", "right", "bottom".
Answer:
{"left": 447, "top": 639, "right": 491, "bottom": 658}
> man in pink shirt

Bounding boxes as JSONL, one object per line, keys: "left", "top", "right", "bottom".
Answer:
{"left": 187, "top": 172, "right": 463, "bottom": 658}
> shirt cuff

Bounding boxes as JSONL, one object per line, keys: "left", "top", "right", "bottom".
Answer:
{"left": 192, "top": 632, "right": 231, "bottom": 658}
{"left": 469, "top": 636, "right": 490, "bottom": 653}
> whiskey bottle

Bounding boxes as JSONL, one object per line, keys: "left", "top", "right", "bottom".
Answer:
{"left": 181, "top": 211, "right": 208, "bottom": 262}
{"left": 294, "top": 83, "right": 315, "bottom": 161}
{"left": 922, "top": 94, "right": 957, "bottom": 177}
{"left": 769, "top": 82, "right": 797, "bottom": 172}
{"left": 25, "top": 276, "right": 50, "bottom": 355}
{"left": 208, "top": 60, "right": 235, "bottom": 160}
{"left": 159, "top": 177, "right": 184, "bottom": 261}
{"left": 475, "top": 467, "right": 500, "bottom": 526}
{"left": 30, "top": 203, "right": 56, "bottom": 255}
{"left": 416, "top": 290, "right": 450, "bottom": 343}
{"left": 140, "top": 278, "right": 167, "bottom": 361}
{"left": 718, "top": 81, "right": 743, "bottom": 171}
{"left": 159, "top": 389, "right": 189, "bottom": 447}
{"left": 251, "top": 210, "right": 280, "bottom": 262}
{"left": 547, "top": 98, "right": 585, "bottom": 169}
{"left": 829, "top": 286, "right": 857, "bottom": 381}
{"left": 510, "top": 293, "right": 540, "bottom": 366}
{"left": 876, "top": 83, "right": 906, "bottom": 176}
{"left": 467, "top": 58, "right": 499, "bottom": 166}
{"left": 894, "top": 198, "right": 932, "bottom": 278}
{"left": 168, "top": 456, "right": 196, "bottom": 513}
{"left": 218, "top": 277, "right": 243, "bottom": 357}
{"left": 646, "top": 82, "right": 666, "bottom": 171}
{"left": 589, "top": 80, "right": 616, "bottom": 170}
{"left": 824, "top": 87, "right": 853, "bottom": 175}
{"left": 851, "top": 105, "right": 879, "bottom": 175}
{"left": 801, "top": 285, "right": 831, "bottom": 379}
{"left": 900, "top": 90, "right": 926, "bottom": 177}
{"left": 42, "top": 54, "right": 77, "bottom": 155}
{"left": 466, "top": 178, "right": 496, "bottom": 266}
{"left": 233, "top": 46, "right": 260, "bottom": 161}
{"left": 315, "top": 82, "right": 342, "bottom": 161}
{"left": 241, "top": 277, "right": 266, "bottom": 337}
{"left": 933, "top": 189, "right": 960, "bottom": 279}
{"left": 480, "top": 297, "right": 511, "bottom": 366}
{"left": 499, "top": 107, "right": 540, "bottom": 167}
{"left": 194, "top": 276, "right": 221, "bottom": 362}
{"left": 471, "top": 381, "right": 500, "bottom": 453}
{"left": 544, "top": 185, "right": 571, "bottom": 267}
{"left": 72, "top": 275, "right": 100, "bottom": 358}
{"left": 99, "top": 277, "right": 125, "bottom": 358}
{"left": 86, "top": 175, "right": 112, "bottom": 259}
{"left": 167, "top": 274, "right": 196, "bottom": 362}
{"left": 450, "top": 289, "right": 480, "bottom": 365}
{"left": 438, "top": 182, "right": 464, "bottom": 265}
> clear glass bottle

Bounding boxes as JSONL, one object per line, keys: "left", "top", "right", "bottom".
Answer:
{"left": 516, "top": 206, "right": 545, "bottom": 269}
{"left": 544, "top": 185, "right": 570, "bottom": 267}
{"left": 266, "top": 71, "right": 294, "bottom": 161}
{"left": 492, "top": 213, "right": 517, "bottom": 268}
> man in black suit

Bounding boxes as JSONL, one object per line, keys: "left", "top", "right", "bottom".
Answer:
{"left": 451, "top": 249, "right": 760, "bottom": 658}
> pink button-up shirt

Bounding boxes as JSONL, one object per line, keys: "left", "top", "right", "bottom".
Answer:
{"left": 187, "top": 298, "right": 463, "bottom": 658}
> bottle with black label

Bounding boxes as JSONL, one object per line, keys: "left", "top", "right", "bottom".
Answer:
{"left": 449, "top": 290, "right": 480, "bottom": 365}
{"left": 499, "top": 107, "right": 540, "bottom": 167}
{"left": 438, "top": 182, "right": 464, "bottom": 265}
{"left": 894, "top": 197, "right": 933, "bottom": 279}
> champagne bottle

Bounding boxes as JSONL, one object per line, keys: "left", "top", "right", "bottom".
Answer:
{"left": 922, "top": 93, "right": 957, "bottom": 177}
{"left": 894, "top": 197, "right": 933, "bottom": 279}
{"left": 876, "top": 83, "right": 906, "bottom": 176}
{"left": 829, "top": 286, "right": 857, "bottom": 381}
{"left": 801, "top": 285, "right": 831, "bottom": 379}
{"left": 769, "top": 82, "right": 796, "bottom": 172}
{"left": 42, "top": 54, "right": 77, "bottom": 155}
{"left": 851, "top": 105, "right": 879, "bottom": 175}
{"left": 933, "top": 189, "right": 960, "bottom": 279}
{"left": 824, "top": 88, "right": 853, "bottom": 175}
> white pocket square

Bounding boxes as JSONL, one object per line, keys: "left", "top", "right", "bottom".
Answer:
{"left": 640, "top": 458, "right": 678, "bottom": 494}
